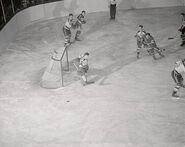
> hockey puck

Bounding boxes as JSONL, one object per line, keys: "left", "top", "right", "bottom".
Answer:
{"left": 168, "top": 37, "right": 174, "bottom": 40}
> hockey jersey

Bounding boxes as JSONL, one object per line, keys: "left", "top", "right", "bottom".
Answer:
{"left": 144, "top": 35, "right": 155, "bottom": 44}
{"left": 144, "top": 35, "right": 158, "bottom": 48}
{"left": 80, "top": 57, "right": 88, "bottom": 67}
{"left": 175, "top": 60, "right": 185, "bottom": 74}
{"left": 64, "top": 19, "right": 73, "bottom": 30}
{"left": 77, "top": 14, "right": 86, "bottom": 24}
{"left": 135, "top": 30, "right": 146, "bottom": 42}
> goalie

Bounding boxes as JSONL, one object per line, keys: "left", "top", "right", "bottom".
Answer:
{"left": 171, "top": 59, "right": 185, "bottom": 98}
{"left": 75, "top": 10, "right": 87, "bottom": 41}
{"left": 143, "top": 33, "right": 165, "bottom": 60}
{"left": 73, "top": 52, "right": 94, "bottom": 86}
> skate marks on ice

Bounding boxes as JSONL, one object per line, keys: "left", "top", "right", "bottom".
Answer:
{"left": 171, "top": 94, "right": 185, "bottom": 100}
{"left": 50, "top": 52, "right": 137, "bottom": 87}
{"left": 83, "top": 13, "right": 115, "bottom": 38}
{"left": 161, "top": 40, "right": 185, "bottom": 58}
{"left": 89, "top": 53, "right": 139, "bottom": 86}
{"left": 68, "top": 52, "right": 164, "bottom": 87}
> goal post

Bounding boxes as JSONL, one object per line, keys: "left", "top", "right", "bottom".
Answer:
{"left": 60, "top": 45, "right": 70, "bottom": 87}
{"left": 40, "top": 45, "right": 70, "bottom": 89}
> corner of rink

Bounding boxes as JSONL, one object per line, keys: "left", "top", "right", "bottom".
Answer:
{"left": 0, "top": 6, "right": 184, "bottom": 97}
{"left": 1, "top": 6, "right": 185, "bottom": 147}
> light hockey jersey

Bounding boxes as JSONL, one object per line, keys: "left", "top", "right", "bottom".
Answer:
{"left": 175, "top": 60, "right": 185, "bottom": 74}
{"left": 64, "top": 19, "right": 73, "bottom": 30}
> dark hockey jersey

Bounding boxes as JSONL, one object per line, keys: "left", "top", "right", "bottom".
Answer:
{"left": 144, "top": 35, "right": 155, "bottom": 44}
{"left": 77, "top": 14, "right": 86, "bottom": 24}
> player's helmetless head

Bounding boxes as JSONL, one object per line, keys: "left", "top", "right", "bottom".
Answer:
{"left": 138, "top": 25, "right": 144, "bottom": 31}
{"left": 69, "top": 13, "right": 73, "bottom": 20}
{"left": 83, "top": 52, "right": 89, "bottom": 59}
{"left": 146, "top": 33, "right": 150, "bottom": 38}
{"left": 82, "top": 10, "right": 86, "bottom": 15}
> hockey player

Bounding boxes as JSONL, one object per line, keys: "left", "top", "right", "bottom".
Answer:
{"left": 63, "top": 13, "right": 75, "bottom": 46}
{"left": 171, "top": 59, "right": 185, "bottom": 97}
{"left": 179, "top": 13, "right": 185, "bottom": 46}
{"left": 144, "top": 33, "right": 165, "bottom": 60}
{"left": 73, "top": 52, "right": 94, "bottom": 86}
{"left": 135, "top": 25, "right": 147, "bottom": 59}
{"left": 75, "top": 10, "right": 87, "bottom": 41}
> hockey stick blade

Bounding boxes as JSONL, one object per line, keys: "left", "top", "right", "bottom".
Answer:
{"left": 168, "top": 37, "right": 175, "bottom": 40}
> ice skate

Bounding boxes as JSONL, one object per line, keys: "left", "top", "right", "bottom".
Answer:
{"left": 75, "top": 37, "right": 83, "bottom": 41}
{"left": 81, "top": 80, "right": 94, "bottom": 86}
{"left": 172, "top": 91, "right": 179, "bottom": 98}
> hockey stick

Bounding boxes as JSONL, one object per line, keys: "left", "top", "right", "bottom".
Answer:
{"left": 72, "top": 58, "right": 80, "bottom": 71}
{"left": 168, "top": 31, "right": 180, "bottom": 40}
{"left": 168, "top": 37, "right": 175, "bottom": 40}
{"left": 73, "top": 62, "right": 79, "bottom": 70}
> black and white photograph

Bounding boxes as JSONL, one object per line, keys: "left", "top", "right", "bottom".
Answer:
{"left": 0, "top": 0, "right": 185, "bottom": 147}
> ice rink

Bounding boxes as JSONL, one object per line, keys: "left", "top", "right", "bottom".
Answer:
{"left": 0, "top": 6, "right": 185, "bottom": 147}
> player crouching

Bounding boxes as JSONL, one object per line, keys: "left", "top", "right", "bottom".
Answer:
{"left": 73, "top": 52, "right": 94, "bottom": 86}
{"left": 144, "top": 33, "right": 165, "bottom": 60}
{"left": 171, "top": 59, "right": 185, "bottom": 98}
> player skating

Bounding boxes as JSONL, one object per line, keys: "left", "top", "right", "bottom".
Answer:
{"left": 63, "top": 13, "right": 75, "bottom": 47}
{"left": 143, "top": 33, "right": 165, "bottom": 60}
{"left": 171, "top": 59, "right": 185, "bottom": 98}
{"left": 135, "top": 25, "right": 147, "bottom": 59}
{"left": 75, "top": 10, "right": 87, "bottom": 41}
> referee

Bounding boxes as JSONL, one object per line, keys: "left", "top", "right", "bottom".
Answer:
{"left": 109, "top": 0, "right": 117, "bottom": 20}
